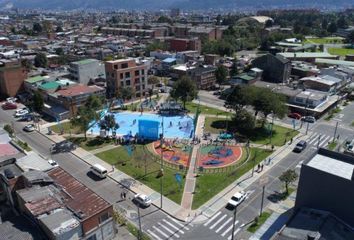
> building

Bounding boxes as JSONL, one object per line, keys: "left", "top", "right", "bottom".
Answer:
{"left": 277, "top": 52, "right": 339, "bottom": 63}
{"left": 295, "top": 148, "right": 354, "bottom": 228}
{"left": 69, "top": 59, "right": 105, "bottom": 85}
{"left": 171, "top": 64, "right": 216, "bottom": 89}
{"left": 105, "top": 58, "right": 148, "bottom": 99}
{"left": 0, "top": 59, "right": 27, "bottom": 97}
{"left": 188, "top": 26, "right": 223, "bottom": 41}
{"left": 168, "top": 38, "right": 201, "bottom": 53}
{"left": 252, "top": 53, "right": 291, "bottom": 83}
{"left": 16, "top": 167, "right": 115, "bottom": 240}
{"left": 300, "top": 75, "right": 343, "bottom": 94}
{"left": 230, "top": 68, "right": 263, "bottom": 85}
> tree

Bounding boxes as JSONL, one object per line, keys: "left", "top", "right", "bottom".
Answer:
{"left": 229, "top": 59, "right": 238, "bottom": 77}
{"left": 265, "top": 19, "right": 273, "bottom": 28}
{"left": 346, "top": 31, "right": 354, "bottom": 44}
{"left": 226, "top": 85, "right": 255, "bottom": 115}
{"left": 157, "top": 16, "right": 173, "bottom": 24}
{"left": 118, "top": 87, "right": 133, "bottom": 101}
{"left": 55, "top": 26, "right": 63, "bottom": 32}
{"left": 337, "top": 16, "right": 348, "bottom": 29}
{"left": 215, "top": 65, "right": 228, "bottom": 85}
{"left": 148, "top": 75, "right": 159, "bottom": 98}
{"left": 33, "top": 22, "right": 43, "bottom": 33}
{"left": 170, "top": 76, "right": 198, "bottom": 109}
{"left": 34, "top": 53, "right": 47, "bottom": 68}
{"left": 327, "top": 21, "right": 337, "bottom": 33}
{"left": 55, "top": 48, "right": 64, "bottom": 56}
{"left": 100, "top": 114, "right": 118, "bottom": 136}
{"left": 32, "top": 91, "right": 44, "bottom": 113}
{"left": 231, "top": 109, "right": 255, "bottom": 134}
{"left": 3, "top": 124, "right": 14, "bottom": 137}
{"left": 279, "top": 169, "right": 298, "bottom": 194}
{"left": 21, "top": 58, "right": 32, "bottom": 71}
{"left": 71, "top": 95, "right": 102, "bottom": 140}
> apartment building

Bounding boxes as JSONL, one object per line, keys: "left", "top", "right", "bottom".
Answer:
{"left": 69, "top": 59, "right": 106, "bottom": 85}
{"left": 0, "top": 59, "right": 27, "bottom": 97}
{"left": 105, "top": 58, "right": 148, "bottom": 99}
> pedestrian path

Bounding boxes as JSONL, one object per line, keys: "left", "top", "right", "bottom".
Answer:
{"left": 306, "top": 132, "right": 332, "bottom": 149}
{"left": 145, "top": 216, "right": 193, "bottom": 240}
{"left": 203, "top": 211, "right": 244, "bottom": 240}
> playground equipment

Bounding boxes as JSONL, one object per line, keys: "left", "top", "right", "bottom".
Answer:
{"left": 218, "top": 133, "right": 233, "bottom": 140}
{"left": 208, "top": 146, "right": 233, "bottom": 158}
{"left": 204, "top": 159, "right": 224, "bottom": 166}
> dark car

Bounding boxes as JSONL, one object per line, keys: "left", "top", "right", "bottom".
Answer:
{"left": 301, "top": 116, "right": 316, "bottom": 123}
{"left": 50, "top": 140, "right": 77, "bottom": 153}
{"left": 293, "top": 140, "right": 307, "bottom": 153}
{"left": 4, "top": 169, "right": 15, "bottom": 179}
{"left": 1, "top": 102, "right": 17, "bottom": 110}
{"left": 288, "top": 112, "right": 302, "bottom": 120}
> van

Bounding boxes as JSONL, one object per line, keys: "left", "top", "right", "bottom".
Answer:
{"left": 90, "top": 164, "right": 108, "bottom": 178}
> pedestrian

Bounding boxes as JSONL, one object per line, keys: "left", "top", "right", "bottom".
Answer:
{"left": 271, "top": 145, "right": 274, "bottom": 151}
{"left": 123, "top": 192, "right": 126, "bottom": 199}
{"left": 337, "top": 134, "right": 340, "bottom": 140}
{"left": 257, "top": 164, "right": 260, "bottom": 171}
{"left": 290, "top": 138, "right": 293, "bottom": 144}
{"left": 120, "top": 192, "right": 123, "bottom": 199}
{"left": 261, "top": 164, "right": 264, "bottom": 171}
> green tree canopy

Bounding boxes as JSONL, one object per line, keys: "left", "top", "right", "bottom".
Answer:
{"left": 231, "top": 109, "right": 255, "bottom": 134}
{"left": 34, "top": 53, "right": 48, "bottom": 68}
{"left": 279, "top": 169, "right": 298, "bottom": 194}
{"left": 32, "top": 91, "right": 44, "bottom": 113}
{"left": 215, "top": 65, "right": 228, "bottom": 85}
{"left": 33, "top": 22, "right": 43, "bottom": 33}
{"left": 118, "top": 87, "right": 133, "bottom": 101}
{"left": 170, "top": 76, "right": 198, "bottom": 109}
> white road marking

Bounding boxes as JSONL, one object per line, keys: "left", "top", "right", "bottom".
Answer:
{"left": 221, "top": 220, "right": 239, "bottom": 237}
{"left": 228, "top": 228, "right": 241, "bottom": 240}
{"left": 319, "top": 135, "right": 331, "bottom": 147}
{"left": 167, "top": 216, "right": 190, "bottom": 230}
{"left": 147, "top": 229, "right": 163, "bottom": 240}
{"left": 203, "top": 211, "right": 221, "bottom": 226}
{"left": 209, "top": 214, "right": 227, "bottom": 230}
{"left": 158, "top": 222, "right": 180, "bottom": 238}
{"left": 153, "top": 226, "right": 169, "bottom": 239}
{"left": 163, "top": 219, "right": 185, "bottom": 234}
{"left": 215, "top": 217, "right": 232, "bottom": 233}
{"left": 308, "top": 133, "right": 319, "bottom": 145}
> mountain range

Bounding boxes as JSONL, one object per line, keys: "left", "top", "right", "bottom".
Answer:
{"left": 0, "top": 0, "right": 353, "bottom": 10}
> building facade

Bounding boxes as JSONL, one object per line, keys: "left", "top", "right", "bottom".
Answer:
{"left": 0, "top": 60, "right": 27, "bottom": 97}
{"left": 105, "top": 58, "right": 148, "bottom": 99}
{"left": 69, "top": 59, "right": 106, "bottom": 85}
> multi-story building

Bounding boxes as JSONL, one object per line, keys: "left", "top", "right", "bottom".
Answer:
{"left": 168, "top": 38, "right": 201, "bottom": 53}
{"left": 0, "top": 59, "right": 27, "bottom": 97}
{"left": 105, "top": 58, "right": 148, "bottom": 99}
{"left": 69, "top": 59, "right": 106, "bottom": 85}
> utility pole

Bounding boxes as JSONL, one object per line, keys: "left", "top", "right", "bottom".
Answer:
{"left": 305, "top": 121, "right": 310, "bottom": 135}
{"left": 269, "top": 111, "right": 274, "bottom": 145}
{"left": 317, "top": 134, "right": 321, "bottom": 149}
{"left": 231, "top": 205, "right": 238, "bottom": 240}
{"left": 333, "top": 121, "right": 339, "bottom": 143}
{"left": 137, "top": 206, "right": 142, "bottom": 240}
{"left": 251, "top": 149, "right": 257, "bottom": 177}
{"left": 259, "top": 177, "right": 268, "bottom": 217}
{"left": 260, "top": 185, "right": 265, "bottom": 217}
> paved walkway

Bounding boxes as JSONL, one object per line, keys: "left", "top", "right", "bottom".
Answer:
{"left": 90, "top": 144, "right": 118, "bottom": 154}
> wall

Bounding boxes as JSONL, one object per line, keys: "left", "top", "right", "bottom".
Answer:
{"left": 0, "top": 64, "right": 27, "bottom": 97}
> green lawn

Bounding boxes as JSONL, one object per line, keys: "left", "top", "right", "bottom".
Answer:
{"left": 328, "top": 48, "right": 354, "bottom": 56}
{"left": 96, "top": 145, "right": 185, "bottom": 204}
{"left": 328, "top": 141, "right": 337, "bottom": 151}
{"left": 185, "top": 102, "right": 232, "bottom": 116}
{"left": 304, "top": 37, "right": 344, "bottom": 44}
{"left": 192, "top": 148, "right": 272, "bottom": 209}
{"left": 204, "top": 117, "right": 231, "bottom": 134}
{"left": 247, "top": 212, "right": 272, "bottom": 233}
{"left": 65, "top": 137, "right": 115, "bottom": 151}
{"left": 50, "top": 122, "right": 82, "bottom": 134}
{"left": 16, "top": 139, "right": 31, "bottom": 151}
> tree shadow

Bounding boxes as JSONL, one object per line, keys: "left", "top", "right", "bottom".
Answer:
{"left": 210, "top": 120, "right": 230, "bottom": 131}
{"left": 267, "top": 190, "right": 288, "bottom": 203}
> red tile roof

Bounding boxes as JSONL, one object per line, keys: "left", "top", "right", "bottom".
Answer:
{"left": 56, "top": 84, "right": 103, "bottom": 97}
{"left": 47, "top": 167, "right": 110, "bottom": 220}
{"left": 0, "top": 144, "right": 18, "bottom": 157}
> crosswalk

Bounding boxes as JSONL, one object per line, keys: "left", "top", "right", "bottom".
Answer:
{"left": 146, "top": 216, "right": 192, "bottom": 240}
{"left": 203, "top": 211, "right": 244, "bottom": 240}
{"left": 307, "top": 133, "right": 332, "bottom": 148}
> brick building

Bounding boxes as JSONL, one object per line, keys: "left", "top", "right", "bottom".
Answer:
{"left": 0, "top": 60, "right": 27, "bottom": 97}
{"left": 105, "top": 58, "right": 148, "bottom": 99}
{"left": 168, "top": 38, "right": 201, "bottom": 53}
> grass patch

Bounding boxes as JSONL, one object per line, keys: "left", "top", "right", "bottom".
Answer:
{"left": 96, "top": 144, "right": 185, "bottom": 204}
{"left": 66, "top": 137, "right": 115, "bottom": 151}
{"left": 247, "top": 124, "right": 299, "bottom": 146}
{"left": 328, "top": 48, "right": 354, "bottom": 56}
{"left": 304, "top": 37, "right": 344, "bottom": 44}
{"left": 192, "top": 148, "right": 272, "bottom": 209}
{"left": 204, "top": 117, "right": 231, "bottom": 134}
{"left": 328, "top": 141, "right": 337, "bottom": 151}
{"left": 50, "top": 122, "right": 82, "bottom": 134}
{"left": 127, "top": 222, "right": 151, "bottom": 240}
{"left": 185, "top": 102, "right": 232, "bottom": 116}
{"left": 247, "top": 212, "right": 272, "bottom": 233}
{"left": 352, "top": 121, "right": 354, "bottom": 127}
{"left": 325, "top": 107, "right": 341, "bottom": 121}
{"left": 16, "top": 139, "right": 31, "bottom": 151}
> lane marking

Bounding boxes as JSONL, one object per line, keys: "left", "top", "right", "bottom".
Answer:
{"left": 203, "top": 211, "right": 221, "bottom": 226}
{"left": 167, "top": 216, "right": 190, "bottom": 230}
{"left": 147, "top": 229, "right": 163, "bottom": 240}
{"left": 209, "top": 214, "right": 227, "bottom": 230}
{"left": 153, "top": 226, "right": 169, "bottom": 239}
{"left": 158, "top": 222, "right": 180, "bottom": 238}
{"left": 228, "top": 228, "right": 241, "bottom": 240}
{"left": 163, "top": 219, "right": 185, "bottom": 234}
{"left": 221, "top": 220, "right": 239, "bottom": 237}
{"left": 215, "top": 217, "right": 232, "bottom": 233}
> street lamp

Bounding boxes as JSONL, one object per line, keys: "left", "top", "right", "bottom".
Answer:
{"left": 231, "top": 205, "right": 238, "bottom": 240}
{"left": 159, "top": 116, "right": 164, "bottom": 209}
{"left": 269, "top": 111, "right": 274, "bottom": 145}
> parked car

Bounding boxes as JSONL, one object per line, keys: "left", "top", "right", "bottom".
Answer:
{"left": 4, "top": 169, "right": 14, "bottom": 179}
{"left": 14, "top": 109, "right": 29, "bottom": 118}
{"left": 301, "top": 116, "right": 316, "bottom": 123}
{"left": 48, "top": 159, "right": 59, "bottom": 168}
{"left": 133, "top": 193, "right": 152, "bottom": 207}
{"left": 293, "top": 140, "right": 307, "bottom": 153}
{"left": 19, "top": 114, "right": 33, "bottom": 122}
{"left": 227, "top": 191, "right": 246, "bottom": 209}
{"left": 2, "top": 102, "right": 17, "bottom": 110}
{"left": 288, "top": 112, "right": 302, "bottom": 120}
{"left": 23, "top": 124, "right": 35, "bottom": 132}
{"left": 6, "top": 97, "right": 17, "bottom": 103}
{"left": 50, "top": 140, "right": 77, "bottom": 153}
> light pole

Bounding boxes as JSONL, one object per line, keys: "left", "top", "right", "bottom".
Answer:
{"left": 160, "top": 116, "right": 164, "bottom": 209}
{"left": 231, "top": 205, "right": 238, "bottom": 240}
{"left": 269, "top": 111, "right": 274, "bottom": 145}
{"left": 259, "top": 177, "right": 268, "bottom": 217}
{"left": 317, "top": 134, "right": 321, "bottom": 149}
{"left": 333, "top": 121, "right": 339, "bottom": 143}
{"left": 251, "top": 148, "right": 257, "bottom": 177}
{"left": 137, "top": 206, "right": 142, "bottom": 240}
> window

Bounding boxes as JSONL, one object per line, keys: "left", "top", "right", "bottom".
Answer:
{"left": 141, "top": 69, "right": 145, "bottom": 74}
{"left": 99, "top": 212, "right": 110, "bottom": 223}
{"left": 126, "top": 80, "right": 131, "bottom": 86}
{"left": 114, "top": 64, "right": 118, "bottom": 70}
{"left": 111, "top": 73, "right": 114, "bottom": 78}
{"left": 121, "top": 63, "right": 128, "bottom": 68}
{"left": 135, "top": 78, "right": 140, "bottom": 83}
{"left": 125, "top": 72, "right": 130, "bottom": 78}
{"left": 135, "top": 70, "right": 140, "bottom": 76}
{"left": 142, "top": 84, "right": 145, "bottom": 90}
{"left": 141, "top": 77, "right": 145, "bottom": 82}
{"left": 120, "top": 73, "right": 123, "bottom": 79}
{"left": 135, "top": 86, "right": 140, "bottom": 91}
{"left": 87, "top": 235, "right": 97, "bottom": 240}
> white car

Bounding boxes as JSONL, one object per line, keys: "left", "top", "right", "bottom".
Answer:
{"left": 15, "top": 109, "right": 29, "bottom": 117}
{"left": 134, "top": 193, "right": 152, "bottom": 207}
{"left": 48, "top": 159, "right": 59, "bottom": 168}
{"left": 23, "top": 124, "right": 35, "bottom": 132}
{"left": 227, "top": 191, "right": 246, "bottom": 208}
{"left": 6, "top": 97, "right": 17, "bottom": 103}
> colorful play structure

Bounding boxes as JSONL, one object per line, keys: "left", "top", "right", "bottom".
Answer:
{"left": 198, "top": 145, "right": 242, "bottom": 168}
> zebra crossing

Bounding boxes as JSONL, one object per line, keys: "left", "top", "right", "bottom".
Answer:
{"left": 146, "top": 216, "right": 192, "bottom": 240}
{"left": 203, "top": 211, "right": 244, "bottom": 240}
{"left": 307, "top": 132, "right": 332, "bottom": 148}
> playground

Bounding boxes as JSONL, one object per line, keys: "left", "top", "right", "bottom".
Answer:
{"left": 197, "top": 145, "right": 243, "bottom": 168}
{"left": 88, "top": 112, "right": 194, "bottom": 139}
{"left": 153, "top": 140, "right": 192, "bottom": 167}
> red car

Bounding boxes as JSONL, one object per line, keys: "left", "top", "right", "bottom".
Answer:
{"left": 288, "top": 112, "right": 302, "bottom": 120}
{"left": 2, "top": 102, "right": 17, "bottom": 110}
